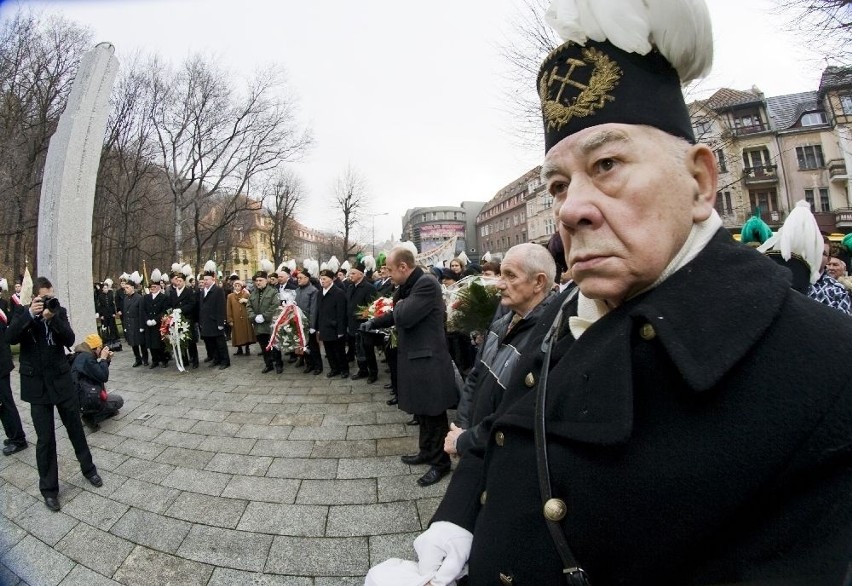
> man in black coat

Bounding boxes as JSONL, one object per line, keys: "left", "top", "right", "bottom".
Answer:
{"left": 369, "top": 3, "right": 852, "bottom": 584}
{"left": 346, "top": 261, "right": 379, "bottom": 382}
{"left": 367, "top": 247, "right": 457, "bottom": 487}
{"left": 316, "top": 269, "right": 348, "bottom": 378}
{"left": 141, "top": 278, "right": 169, "bottom": 368}
{"left": 168, "top": 272, "right": 199, "bottom": 369}
{"left": 198, "top": 271, "right": 229, "bottom": 370}
{"left": 0, "top": 304, "right": 27, "bottom": 456}
{"left": 5, "top": 277, "right": 101, "bottom": 512}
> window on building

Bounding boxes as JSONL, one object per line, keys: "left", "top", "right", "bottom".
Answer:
{"left": 806, "top": 188, "right": 832, "bottom": 212}
{"left": 733, "top": 109, "right": 762, "bottom": 131}
{"left": 693, "top": 119, "right": 712, "bottom": 136}
{"left": 796, "top": 145, "right": 825, "bottom": 170}
{"left": 714, "top": 148, "right": 727, "bottom": 173}
{"left": 513, "top": 214, "right": 519, "bottom": 226}
{"left": 715, "top": 191, "right": 733, "bottom": 216}
{"left": 749, "top": 190, "right": 779, "bottom": 213}
{"left": 520, "top": 212, "right": 525, "bottom": 223}
{"left": 842, "top": 95, "right": 852, "bottom": 115}
{"left": 743, "top": 147, "right": 771, "bottom": 171}
{"left": 799, "top": 112, "right": 827, "bottom": 126}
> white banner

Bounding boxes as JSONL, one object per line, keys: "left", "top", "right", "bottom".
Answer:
{"left": 415, "top": 236, "right": 457, "bottom": 267}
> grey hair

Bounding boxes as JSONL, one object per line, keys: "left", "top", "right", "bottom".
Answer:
{"left": 505, "top": 242, "right": 557, "bottom": 285}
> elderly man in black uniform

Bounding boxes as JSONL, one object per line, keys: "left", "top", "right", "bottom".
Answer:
{"left": 141, "top": 272, "right": 169, "bottom": 368}
{"left": 198, "top": 268, "right": 230, "bottom": 370}
{"left": 367, "top": 1, "right": 852, "bottom": 585}
{"left": 168, "top": 271, "right": 200, "bottom": 369}
{"left": 364, "top": 247, "right": 456, "bottom": 487}
{"left": 5, "top": 277, "right": 101, "bottom": 512}
{"left": 347, "top": 260, "right": 379, "bottom": 383}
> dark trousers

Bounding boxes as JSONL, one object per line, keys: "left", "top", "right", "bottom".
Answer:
{"left": 182, "top": 339, "right": 199, "bottom": 367}
{"left": 83, "top": 393, "right": 124, "bottom": 425}
{"left": 0, "top": 373, "right": 26, "bottom": 445}
{"left": 322, "top": 338, "right": 348, "bottom": 374}
{"left": 132, "top": 344, "right": 149, "bottom": 364}
{"left": 150, "top": 347, "right": 169, "bottom": 366}
{"left": 345, "top": 334, "right": 356, "bottom": 362}
{"left": 386, "top": 345, "right": 399, "bottom": 393}
{"left": 418, "top": 412, "right": 451, "bottom": 468}
{"left": 355, "top": 331, "right": 378, "bottom": 376}
{"left": 307, "top": 332, "right": 322, "bottom": 372}
{"left": 30, "top": 400, "right": 96, "bottom": 498}
{"left": 100, "top": 315, "right": 119, "bottom": 342}
{"left": 202, "top": 335, "right": 229, "bottom": 366}
{"left": 255, "top": 334, "right": 283, "bottom": 369}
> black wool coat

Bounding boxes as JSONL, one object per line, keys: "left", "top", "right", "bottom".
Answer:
{"left": 169, "top": 286, "right": 199, "bottom": 342}
{"left": 372, "top": 269, "right": 456, "bottom": 416}
{"left": 141, "top": 291, "right": 169, "bottom": 351}
{"left": 316, "top": 286, "right": 348, "bottom": 341}
{"left": 432, "top": 230, "right": 852, "bottom": 586}
{"left": 121, "top": 292, "right": 145, "bottom": 347}
{"left": 5, "top": 306, "right": 76, "bottom": 406}
{"left": 0, "top": 316, "right": 14, "bottom": 378}
{"left": 346, "top": 279, "right": 378, "bottom": 335}
{"left": 198, "top": 285, "right": 227, "bottom": 337}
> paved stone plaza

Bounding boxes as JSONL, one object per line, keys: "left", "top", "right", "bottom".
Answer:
{"left": 0, "top": 345, "right": 452, "bottom": 585}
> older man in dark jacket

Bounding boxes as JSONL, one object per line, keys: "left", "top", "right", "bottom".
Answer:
{"left": 346, "top": 260, "right": 379, "bottom": 382}
{"left": 168, "top": 272, "right": 199, "bottom": 369}
{"left": 198, "top": 270, "right": 229, "bottom": 370}
{"left": 295, "top": 271, "right": 321, "bottom": 375}
{"left": 367, "top": 247, "right": 456, "bottom": 487}
{"left": 5, "top": 277, "right": 101, "bottom": 512}
{"left": 316, "top": 269, "right": 349, "bottom": 378}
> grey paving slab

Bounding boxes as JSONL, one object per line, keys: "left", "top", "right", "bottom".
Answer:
{"left": 346, "top": 423, "right": 409, "bottom": 440}
{"left": 0, "top": 481, "right": 40, "bottom": 520}
{"left": 113, "top": 456, "right": 175, "bottom": 484}
{"left": 249, "top": 439, "right": 314, "bottom": 458}
{"left": 376, "top": 435, "right": 419, "bottom": 456}
{"left": 165, "top": 492, "right": 248, "bottom": 529}
{"left": 237, "top": 502, "right": 328, "bottom": 537}
{"left": 224, "top": 411, "right": 275, "bottom": 425}
{"left": 58, "top": 564, "right": 122, "bottom": 586}
{"left": 287, "top": 425, "right": 348, "bottom": 441}
{"left": 270, "top": 413, "right": 324, "bottom": 427}
{"left": 0, "top": 562, "right": 22, "bottom": 586}
{"left": 155, "top": 445, "right": 216, "bottom": 469}
{"left": 296, "top": 479, "right": 377, "bottom": 505}
{"left": 189, "top": 420, "right": 243, "bottom": 437}
{"left": 266, "top": 536, "right": 370, "bottom": 576}
{"left": 314, "top": 578, "right": 365, "bottom": 586}
{"left": 207, "top": 568, "right": 312, "bottom": 586}
{"left": 87, "top": 446, "right": 130, "bottom": 472}
{"left": 183, "top": 408, "right": 229, "bottom": 422}
{"left": 110, "top": 507, "right": 192, "bottom": 554}
{"left": 415, "top": 497, "right": 444, "bottom": 529}
{"left": 321, "top": 412, "right": 377, "bottom": 426}
{"left": 368, "top": 532, "right": 420, "bottom": 567}
{"left": 114, "top": 422, "right": 162, "bottom": 441}
{"left": 0, "top": 517, "right": 26, "bottom": 555}
{"left": 310, "top": 439, "right": 376, "bottom": 458}
{"left": 337, "top": 455, "right": 411, "bottom": 479}
{"left": 152, "top": 429, "right": 206, "bottom": 449}
{"left": 113, "top": 545, "right": 214, "bottom": 586}
{"left": 326, "top": 502, "right": 421, "bottom": 537}
{"left": 377, "top": 473, "right": 455, "bottom": 502}
{"left": 112, "top": 437, "right": 167, "bottom": 460}
{"left": 0, "top": 459, "right": 38, "bottom": 491}
{"left": 4, "top": 535, "right": 75, "bottom": 586}
{"left": 55, "top": 522, "right": 135, "bottom": 577}
{"left": 206, "top": 452, "right": 273, "bottom": 476}
{"left": 267, "top": 457, "right": 339, "bottom": 480}
{"left": 108, "top": 478, "right": 181, "bottom": 515}
{"left": 221, "top": 475, "right": 300, "bottom": 504}
{"left": 12, "top": 501, "right": 79, "bottom": 546}
{"left": 196, "top": 435, "right": 256, "bottom": 455}
{"left": 160, "top": 467, "right": 232, "bottom": 496}
{"left": 177, "top": 524, "right": 273, "bottom": 572}
{"left": 146, "top": 414, "right": 197, "bottom": 432}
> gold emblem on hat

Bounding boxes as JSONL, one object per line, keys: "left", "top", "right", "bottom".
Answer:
{"left": 539, "top": 46, "right": 622, "bottom": 131}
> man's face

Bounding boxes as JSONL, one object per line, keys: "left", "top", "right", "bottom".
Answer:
{"left": 498, "top": 252, "right": 539, "bottom": 314}
{"left": 319, "top": 275, "right": 333, "bottom": 289}
{"left": 14, "top": 284, "right": 21, "bottom": 294}
{"left": 350, "top": 269, "right": 364, "bottom": 285}
{"left": 174, "top": 276, "right": 185, "bottom": 289}
{"left": 150, "top": 283, "right": 160, "bottom": 294}
{"left": 379, "top": 266, "right": 388, "bottom": 279}
{"left": 297, "top": 273, "right": 310, "bottom": 287}
{"left": 123, "top": 283, "right": 134, "bottom": 295}
{"left": 826, "top": 256, "right": 846, "bottom": 279}
{"left": 278, "top": 274, "right": 287, "bottom": 285}
{"left": 337, "top": 270, "right": 346, "bottom": 281}
{"left": 254, "top": 277, "right": 267, "bottom": 289}
{"left": 545, "top": 123, "right": 713, "bottom": 307}
{"left": 202, "top": 275, "right": 214, "bottom": 288}
{"left": 386, "top": 258, "right": 407, "bottom": 286}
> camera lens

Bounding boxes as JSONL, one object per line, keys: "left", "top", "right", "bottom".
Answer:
{"left": 45, "top": 297, "right": 60, "bottom": 311}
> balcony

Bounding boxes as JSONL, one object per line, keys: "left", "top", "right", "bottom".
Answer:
{"left": 741, "top": 165, "right": 778, "bottom": 186}
{"left": 827, "top": 158, "right": 848, "bottom": 183}
{"left": 731, "top": 122, "right": 767, "bottom": 137}
{"left": 835, "top": 208, "right": 852, "bottom": 229}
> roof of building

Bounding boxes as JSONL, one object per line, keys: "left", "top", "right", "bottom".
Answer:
{"left": 766, "top": 91, "right": 820, "bottom": 130}
{"left": 819, "top": 66, "right": 852, "bottom": 94}
{"left": 703, "top": 87, "right": 763, "bottom": 110}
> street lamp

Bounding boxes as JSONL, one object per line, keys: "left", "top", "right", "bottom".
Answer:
{"left": 369, "top": 212, "right": 389, "bottom": 257}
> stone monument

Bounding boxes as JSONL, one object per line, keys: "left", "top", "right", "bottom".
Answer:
{"left": 37, "top": 43, "right": 119, "bottom": 340}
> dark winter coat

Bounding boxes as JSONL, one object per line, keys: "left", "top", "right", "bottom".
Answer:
{"left": 0, "top": 312, "right": 14, "bottom": 377}
{"left": 432, "top": 230, "right": 852, "bottom": 585}
{"left": 5, "top": 306, "right": 76, "bottom": 406}
{"left": 316, "top": 285, "right": 347, "bottom": 341}
{"left": 141, "top": 291, "right": 169, "bottom": 351}
{"left": 121, "top": 291, "right": 145, "bottom": 347}
{"left": 95, "top": 289, "right": 116, "bottom": 318}
{"left": 169, "top": 286, "right": 199, "bottom": 341}
{"left": 295, "top": 282, "right": 319, "bottom": 330}
{"left": 372, "top": 268, "right": 456, "bottom": 416}
{"left": 346, "top": 278, "right": 378, "bottom": 335}
{"left": 198, "top": 284, "right": 227, "bottom": 337}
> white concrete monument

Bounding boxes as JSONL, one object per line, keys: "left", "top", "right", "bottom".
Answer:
{"left": 37, "top": 43, "right": 119, "bottom": 340}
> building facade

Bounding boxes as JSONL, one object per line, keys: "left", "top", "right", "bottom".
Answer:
{"left": 401, "top": 206, "right": 471, "bottom": 256}
{"left": 475, "top": 168, "right": 538, "bottom": 259}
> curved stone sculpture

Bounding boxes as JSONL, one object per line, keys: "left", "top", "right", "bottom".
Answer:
{"left": 37, "top": 43, "right": 119, "bottom": 340}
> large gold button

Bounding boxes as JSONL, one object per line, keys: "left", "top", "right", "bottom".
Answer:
{"left": 543, "top": 498, "right": 567, "bottom": 521}
{"left": 480, "top": 491, "right": 487, "bottom": 505}
{"left": 495, "top": 431, "right": 505, "bottom": 447}
{"left": 499, "top": 573, "right": 514, "bottom": 585}
{"left": 524, "top": 372, "right": 535, "bottom": 388}
{"left": 639, "top": 323, "right": 656, "bottom": 340}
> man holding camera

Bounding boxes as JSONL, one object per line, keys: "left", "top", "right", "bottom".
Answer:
{"left": 5, "top": 277, "right": 101, "bottom": 512}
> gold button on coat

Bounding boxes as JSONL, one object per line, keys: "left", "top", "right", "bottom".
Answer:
{"left": 480, "top": 491, "right": 487, "bottom": 505}
{"left": 524, "top": 372, "right": 535, "bottom": 387}
{"left": 499, "top": 573, "right": 514, "bottom": 585}
{"left": 543, "top": 498, "right": 567, "bottom": 521}
{"left": 495, "top": 431, "right": 505, "bottom": 447}
{"left": 639, "top": 323, "right": 656, "bottom": 340}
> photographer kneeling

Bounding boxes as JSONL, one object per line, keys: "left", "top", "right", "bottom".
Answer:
{"left": 71, "top": 333, "right": 124, "bottom": 431}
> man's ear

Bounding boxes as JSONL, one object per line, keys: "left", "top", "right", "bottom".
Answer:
{"left": 687, "top": 144, "right": 718, "bottom": 222}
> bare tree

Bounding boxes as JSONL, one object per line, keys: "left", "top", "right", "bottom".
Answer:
{"left": 146, "top": 55, "right": 312, "bottom": 267}
{"left": 262, "top": 169, "right": 303, "bottom": 266}
{"left": 330, "top": 165, "right": 369, "bottom": 260}
{"left": 773, "top": 0, "right": 852, "bottom": 64}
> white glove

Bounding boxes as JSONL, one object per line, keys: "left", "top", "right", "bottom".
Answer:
{"left": 217, "top": 325, "right": 224, "bottom": 331}
{"left": 413, "top": 521, "right": 472, "bottom": 585}
{"left": 255, "top": 315, "right": 264, "bottom": 324}
{"left": 309, "top": 328, "right": 316, "bottom": 334}
{"left": 146, "top": 319, "right": 156, "bottom": 327}
{"left": 139, "top": 328, "right": 144, "bottom": 333}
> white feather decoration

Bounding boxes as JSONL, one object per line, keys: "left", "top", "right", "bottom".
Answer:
{"left": 286, "top": 259, "right": 296, "bottom": 272}
{"left": 260, "top": 259, "right": 274, "bottom": 273}
{"left": 20, "top": 267, "right": 33, "bottom": 305}
{"left": 457, "top": 251, "right": 469, "bottom": 265}
{"left": 203, "top": 260, "right": 217, "bottom": 273}
{"left": 757, "top": 200, "right": 823, "bottom": 284}
{"left": 119, "top": 272, "right": 130, "bottom": 281}
{"left": 545, "top": 0, "right": 713, "bottom": 84}
{"left": 320, "top": 262, "right": 328, "bottom": 272}
{"left": 130, "top": 271, "right": 142, "bottom": 285}
{"left": 150, "top": 268, "right": 162, "bottom": 283}
{"left": 0, "top": 278, "right": 7, "bottom": 292}
{"left": 104, "top": 278, "right": 113, "bottom": 288}
{"left": 482, "top": 252, "right": 492, "bottom": 263}
{"left": 182, "top": 264, "right": 193, "bottom": 277}
{"left": 399, "top": 241, "right": 419, "bottom": 257}
{"left": 304, "top": 259, "right": 319, "bottom": 277}
{"left": 363, "top": 255, "right": 376, "bottom": 272}
{"left": 276, "top": 262, "right": 287, "bottom": 273}
{"left": 327, "top": 256, "right": 340, "bottom": 274}
{"left": 171, "top": 262, "right": 181, "bottom": 273}
{"left": 341, "top": 260, "right": 351, "bottom": 272}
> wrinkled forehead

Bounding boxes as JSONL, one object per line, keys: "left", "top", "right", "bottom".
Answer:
{"left": 541, "top": 125, "right": 634, "bottom": 178}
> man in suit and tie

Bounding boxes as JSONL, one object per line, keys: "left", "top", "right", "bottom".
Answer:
{"left": 168, "top": 271, "right": 199, "bottom": 369}
{"left": 198, "top": 267, "right": 230, "bottom": 370}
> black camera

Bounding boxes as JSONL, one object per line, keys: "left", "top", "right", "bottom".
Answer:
{"left": 41, "top": 296, "right": 61, "bottom": 312}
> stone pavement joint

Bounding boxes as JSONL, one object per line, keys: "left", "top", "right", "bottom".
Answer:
{"left": 0, "top": 344, "right": 453, "bottom": 584}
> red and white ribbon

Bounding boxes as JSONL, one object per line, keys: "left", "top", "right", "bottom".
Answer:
{"left": 266, "top": 301, "right": 308, "bottom": 353}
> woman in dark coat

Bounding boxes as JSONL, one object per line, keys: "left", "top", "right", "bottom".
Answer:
{"left": 121, "top": 282, "right": 147, "bottom": 366}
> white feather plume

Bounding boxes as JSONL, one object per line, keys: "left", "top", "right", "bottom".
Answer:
{"left": 286, "top": 259, "right": 296, "bottom": 272}
{"left": 303, "top": 259, "right": 319, "bottom": 277}
{"left": 327, "top": 256, "right": 340, "bottom": 274}
{"left": 482, "top": 252, "right": 492, "bottom": 263}
{"left": 130, "top": 271, "right": 142, "bottom": 285}
{"left": 171, "top": 262, "right": 181, "bottom": 273}
{"left": 103, "top": 278, "right": 113, "bottom": 288}
{"left": 544, "top": 0, "right": 713, "bottom": 84}
{"left": 457, "top": 251, "right": 469, "bottom": 265}
{"left": 119, "top": 272, "right": 130, "bottom": 281}
{"left": 20, "top": 267, "right": 33, "bottom": 305}
{"left": 182, "top": 264, "right": 193, "bottom": 277}
{"left": 276, "top": 262, "right": 287, "bottom": 273}
{"left": 260, "top": 259, "right": 274, "bottom": 273}
{"left": 150, "top": 268, "right": 162, "bottom": 283}
{"left": 0, "top": 278, "right": 7, "bottom": 292}
{"left": 363, "top": 255, "right": 376, "bottom": 272}
{"left": 757, "top": 200, "right": 823, "bottom": 284}
{"left": 399, "top": 241, "right": 419, "bottom": 257}
{"left": 340, "top": 260, "right": 351, "bottom": 272}
{"left": 203, "top": 260, "right": 217, "bottom": 273}
{"left": 320, "top": 262, "right": 328, "bottom": 272}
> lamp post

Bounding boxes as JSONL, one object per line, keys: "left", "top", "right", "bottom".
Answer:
{"left": 369, "top": 212, "right": 389, "bottom": 257}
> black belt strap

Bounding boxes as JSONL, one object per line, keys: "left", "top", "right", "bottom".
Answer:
{"left": 534, "top": 289, "right": 590, "bottom": 586}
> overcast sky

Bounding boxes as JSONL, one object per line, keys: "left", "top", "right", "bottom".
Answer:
{"left": 2, "top": 0, "right": 831, "bottom": 246}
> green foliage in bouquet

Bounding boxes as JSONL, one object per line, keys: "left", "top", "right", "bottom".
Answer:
{"left": 447, "top": 281, "right": 500, "bottom": 335}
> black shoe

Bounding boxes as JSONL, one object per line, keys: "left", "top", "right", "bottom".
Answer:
{"left": 350, "top": 372, "right": 369, "bottom": 381}
{"left": 383, "top": 383, "right": 394, "bottom": 390}
{"left": 2, "top": 439, "right": 9, "bottom": 446}
{"left": 208, "top": 361, "right": 219, "bottom": 368}
{"left": 233, "top": 349, "right": 243, "bottom": 356}
{"left": 326, "top": 370, "right": 341, "bottom": 378}
{"left": 262, "top": 366, "right": 274, "bottom": 374}
{"left": 2, "top": 442, "right": 27, "bottom": 456}
{"left": 303, "top": 365, "right": 314, "bottom": 374}
{"left": 386, "top": 396, "right": 398, "bottom": 406}
{"left": 313, "top": 369, "right": 323, "bottom": 376}
{"left": 245, "top": 348, "right": 251, "bottom": 355}
{"left": 401, "top": 453, "right": 429, "bottom": 465}
{"left": 406, "top": 417, "right": 419, "bottom": 426}
{"left": 86, "top": 473, "right": 103, "bottom": 488}
{"left": 82, "top": 416, "right": 100, "bottom": 432}
{"left": 191, "top": 362, "right": 199, "bottom": 369}
{"left": 149, "top": 363, "right": 159, "bottom": 369}
{"left": 417, "top": 466, "right": 450, "bottom": 487}
{"left": 367, "top": 375, "right": 378, "bottom": 384}
{"left": 340, "top": 372, "right": 350, "bottom": 379}
{"left": 275, "top": 366, "right": 283, "bottom": 374}
{"left": 142, "top": 361, "right": 149, "bottom": 366}
{"left": 203, "top": 357, "right": 214, "bottom": 363}
{"left": 219, "top": 363, "right": 230, "bottom": 370}
{"left": 44, "top": 496, "right": 60, "bottom": 512}
{"left": 132, "top": 360, "right": 142, "bottom": 367}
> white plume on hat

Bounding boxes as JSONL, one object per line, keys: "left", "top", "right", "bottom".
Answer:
{"left": 340, "top": 260, "right": 351, "bottom": 273}
{"left": 260, "top": 259, "right": 274, "bottom": 273}
{"left": 119, "top": 272, "right": 130, "bottom": 281}
{"left": 544, "top": 0, "right": 713, "bottom": 84}
{"left": 363, "top": 255, "right": 376, "bottom": 272}
{"left": 182, "top": 264, "right": 193, "bottom": 277}
{"left": 20, "top": 266, "right": 33, "bottom": 305}
{"left": 104, "top": 278, "right": 113, "bottom": 288}
{"left": 757, "top": 200, "right": 824, "bottom": 284}
{"left": 327, "top": 256, "right": 340, "bottom": 273}
{"left": 0, "top": 278, "right": 7, "bottom": 292}
{"left": 303, "top": 259, "right": 319, "bottom": 277}
{"left": 320, "top": 261, "right": 328, "bottom": 272}
{"left": 276, "top": 262, "right": 287, "bottom": 273}
{"left": 203, "top": 260, "right": 217, "bottom": 274}
{"left": 171, "top": 262, "right": 181, "bottom": 273}
{"left": 399, "top": 241, "right": 418, "bottom": 258}
{"left": 150, "top": 268, "right": 162, "bottom": 283}
{"left": 457, "top": 251, "right": 469, "bottom": 265}
{"left": 286, "top": 259, "right": 296, "bottom": 272}
{"left": 482, "top": 251, "right": 492, "bottom": 262}
{"left": 130, "top": 271, "right": 142, "bottom": 285}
